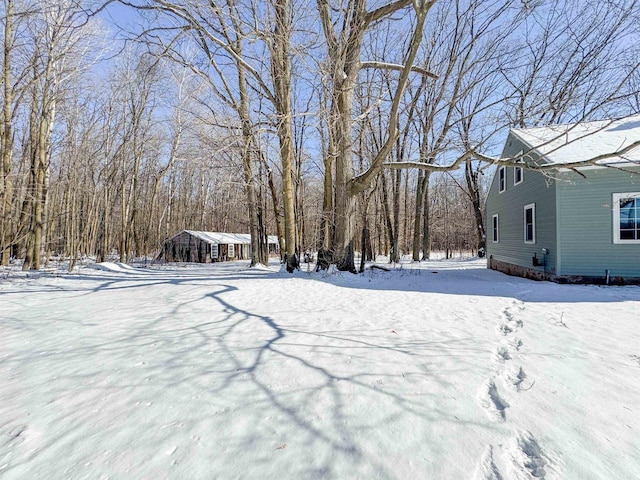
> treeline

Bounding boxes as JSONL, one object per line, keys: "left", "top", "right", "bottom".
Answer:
{"left": 1, "top": 0, "right": 638, "bottom": 271}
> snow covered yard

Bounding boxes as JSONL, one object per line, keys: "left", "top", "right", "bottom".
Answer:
{"left": 1, "top": 259, "right": 639, "bottom": 479}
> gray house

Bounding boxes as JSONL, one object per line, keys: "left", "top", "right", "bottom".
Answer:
{"left": 485, "top": 115, "right": 640, "bottom": 284}
{"left": 159, "top": 230, "right": 280, "bottom": 263}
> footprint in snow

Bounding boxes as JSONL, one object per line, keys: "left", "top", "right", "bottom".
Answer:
{"left": 494, "top": 345, "right": 511, "bottom": 363}
{"left": 509, "top": 338, "right": 523, "bottom": 351}
{"left": 497, "top": 317, "right": 523, "bottom": 335}
{"left": 502, "top": 308, "right": 515, "bottom": 322}
{"left": 512, "top": 300, "right": 526, "bottom": 311}
{"left": 478, "top": 379, "right": 509, "bottom": 422}
{"left": 473, "top": 445, "right": 504, "bottom": 480}
{"left": 504, "top": 366, "right": 527, "bottom": 391}
{"left": 506, "top": 430, "right": 551, "bottom": 479}
{"left": 501, "top": 306, "right": 524, "bottom": 328}
{"left": 497, "top": 323, "right": 514, "bottom": 335}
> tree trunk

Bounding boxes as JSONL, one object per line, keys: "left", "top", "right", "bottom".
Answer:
{"left": 421, "top": 172, "right": 431, "bottom": 260}
{"left": 465, "top": 159, "right": 486, "bottom": 257}
{"left": 271, "top": 0, "right": 298, "bottom": 272}
{"left": 380, "top": 172, "right": 395, "bottom": 262}
{"left": 412, "top": 170, "right": 425, "bottom": 261}
{"left": 0, "top": 0, "right": 14, "bottom": 265}
{"left": 391, "top": 169, "right": 401, "bottom": 262}
{"left": 236, "top": 61, "right": 262, "bottom": 267}
{"left": 264, "top": 161, "right": 285, "bottom": 260}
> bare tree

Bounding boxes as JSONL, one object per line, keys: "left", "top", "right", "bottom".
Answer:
{"left": 20, "top": 1, "right": 99, "bottom": 269}
{"left": 316, "top": 0, "right": 437, "bottom": 271}
{"left": 120, "top": 0, "right": 304, "bottom": 268}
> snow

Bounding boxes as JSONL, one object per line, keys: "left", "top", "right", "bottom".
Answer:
{"left": 512, "top": 114, "right": 640, "bottom": 166}
{"left": 1, "top": 258, "right": 639, "bottom": 479}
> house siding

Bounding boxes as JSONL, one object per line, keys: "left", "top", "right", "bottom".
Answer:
{"left": 485, "top": 134, "right": 557, "bottom": 274}
{"left": 555, "top": 167, "right": 640, "bottom": 277}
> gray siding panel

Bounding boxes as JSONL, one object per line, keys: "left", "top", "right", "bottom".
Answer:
{"left": 556, "top": 168, "right": 640, "bottom": 277}
{"left": 485, "top": 134, "right": 557, "bottom": 273}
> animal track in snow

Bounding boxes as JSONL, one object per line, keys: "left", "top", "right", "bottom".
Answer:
{"left": 494, "top": 345, "right": 511, "bottom": 363}
{"left": 478, "top": 379, "right": 509, "bottom": 422}
{"left": 501, "top": 306, "right": 524, "bottom": 328}
{"left": 473, "top": 445, "right": 504, "bottom": 480}
{"left": 504, "top": 366, "right": 527, "bottom": 391}
{"left": 497, "top": 323, "right": 514, "bottom": 335}
{"left": 509, "top": 338, "right": 523, "bottom": 351}
{"left": 507, "top": 431, "right": 549, "bottom": 479}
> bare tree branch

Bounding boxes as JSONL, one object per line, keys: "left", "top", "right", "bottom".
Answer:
{"left": 360, "top": 61, "right": 438, "bottom": 79}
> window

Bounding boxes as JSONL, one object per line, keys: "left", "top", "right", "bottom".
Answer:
{"left": 498, "top": 166, "right": 506, "bottom": 193}
{"left": 613, "top": 192, "right": 640, "bottom": 244}
{"left": 514, "top": 166, "right": 523, "bottom": 185}
{"left": 524, "top": 203, "right": 536, "bottom": 243}
{"left": 492, "top": 214, "right": 499, "bottom": 243}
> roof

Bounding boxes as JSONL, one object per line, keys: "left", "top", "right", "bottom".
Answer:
{"left": 175, "top": 230, "right": 279, "bottom": 245}
{"left": 510, "top": 115, "right": 640, "bottom": 167}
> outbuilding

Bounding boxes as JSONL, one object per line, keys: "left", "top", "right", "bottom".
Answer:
{"left": 159, "top": 230, "right": 280, "bottom": 263}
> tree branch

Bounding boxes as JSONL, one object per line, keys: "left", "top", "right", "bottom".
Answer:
{"left": 364, "top": 0, "right": 413, "bottom": 25}
{"left": 360, "top": 61, "right": 438, "bottom": 79}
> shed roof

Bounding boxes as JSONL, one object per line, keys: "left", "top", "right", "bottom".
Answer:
{"left": 511, "top": 115, "right": 640, "bottom": 166}
{"left": 178, "top": 230, "right": 279, "bottom": 245}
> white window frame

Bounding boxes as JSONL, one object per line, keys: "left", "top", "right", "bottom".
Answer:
{"left": 492, "top": 214, "right": 499, "bottom": 243}
{"left": 524, "top": 203, "right": 536, "bottom": 244}
{"left": 228, "top": 243, "right": 235, "bottom": 258}
{"left": 613, "top": 192, "right": 640, "bottom": 244}
{"left": 498, "top": 166, "right": 506, "bottom": 193}
{"left": 514, "top": 166, "right": 524, "bottom": 186}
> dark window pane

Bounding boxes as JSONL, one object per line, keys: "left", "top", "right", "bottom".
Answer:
{"left": 620, "top": 229, "right": 636, "bottom": 240}
{"left": 525, "top": 209, "right": 533, "bottom": 224}
{"left": 621, "top": 219, "right": 635, "bottom": 230}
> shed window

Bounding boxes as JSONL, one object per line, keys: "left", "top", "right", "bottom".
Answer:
{"left": 524, "top": 203, "right": 536, "bottom": 244}
{"left": 492, "top": 214, "right": 499, "bottom": 243}
{"left": 514, "top": 167, "right": 523, "bottom": 185}
{"left": 498, "top": 166, "right": 506, "bottom": 193}
{"left": 613, "top": 192, "right": 640, "bottom": 244}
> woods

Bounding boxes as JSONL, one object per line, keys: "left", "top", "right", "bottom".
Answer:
{"left": 0, "top": 0, "right": 638, "bottom": 271}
